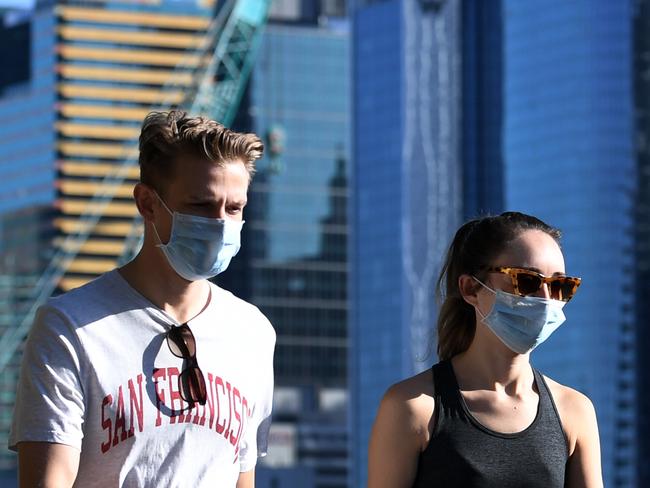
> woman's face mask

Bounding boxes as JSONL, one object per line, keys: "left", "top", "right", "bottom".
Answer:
{"left": 472, "top": 277, "right": 567, "bottom": 354}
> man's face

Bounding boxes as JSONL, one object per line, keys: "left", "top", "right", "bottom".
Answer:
{"left": 152, "top": 158, "right": 249, "bottom": 244}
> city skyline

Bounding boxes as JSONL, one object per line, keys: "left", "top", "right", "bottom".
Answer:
{"left": 0, "top": 0, "right": 648, "bottom": 486}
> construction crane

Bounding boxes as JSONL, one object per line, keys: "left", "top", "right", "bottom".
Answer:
{"left": 0, "top": 0, "right": 271, "bottom": 373}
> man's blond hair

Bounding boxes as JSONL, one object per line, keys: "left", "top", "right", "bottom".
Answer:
{"left": 138, "top": 111, "right": 263, "bottom": 192}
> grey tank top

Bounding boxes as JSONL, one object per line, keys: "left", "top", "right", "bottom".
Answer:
{"left": 412, "top": 360, "right": 568, "bottom": 488}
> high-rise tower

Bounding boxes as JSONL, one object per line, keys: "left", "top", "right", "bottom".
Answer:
{"left": 502, "top": 2, "right": 636, "bottom": 485}
{"left": 219, "top": 6, "right": 351, "bottom": 485}
{"left": 349, "top": 0, "right": 463, "bottom": 485}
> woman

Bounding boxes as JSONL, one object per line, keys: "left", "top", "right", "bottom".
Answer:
{"left": 368, "top": 212, "right": 602, "bottom": 488}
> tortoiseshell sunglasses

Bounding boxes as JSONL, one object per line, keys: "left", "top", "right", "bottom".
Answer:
{"left": 484, "top": 266, "right": 581, "bottom": 302}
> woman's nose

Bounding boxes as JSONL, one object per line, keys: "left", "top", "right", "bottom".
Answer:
{"left": 534, "top": 283, "right": 552, "bottom": 299}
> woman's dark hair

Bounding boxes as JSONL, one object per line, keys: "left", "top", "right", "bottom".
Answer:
{"left": 436, "top": 211, "right": 562, "bottom": 361}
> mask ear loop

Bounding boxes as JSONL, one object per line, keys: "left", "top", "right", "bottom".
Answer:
{"left": 153, "top": 191, "right": 174, "bottom": 216}
{"left": 151, "top": 222, "right": 166, "bottom": 248}
{"left": 470, "top": 275, "right": 496, "bottom": 321}
{"left": 472, "top": 275, "right": 496, "bottom": 294}
{"left": 151, "top": 191, "right": 174, "bottom": 248}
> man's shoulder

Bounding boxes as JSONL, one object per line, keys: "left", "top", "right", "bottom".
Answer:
{"left": 25, "top": 271, "right": 127, "bottom": 355}
{"left": 211, "top": 284, "right": 275, "bottom": 339}
{"left": 43, "top": 270, "right": 126, "bottom": 325}
{"left": 211, "top": 284, "right": 259, "bottom": 314}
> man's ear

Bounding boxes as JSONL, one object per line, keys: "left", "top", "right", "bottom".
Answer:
{"left": 133, "top": 183, "right": 156, "bottom": 222}
{"left": 458, "top": 274, "right": 481, "bottom": 308}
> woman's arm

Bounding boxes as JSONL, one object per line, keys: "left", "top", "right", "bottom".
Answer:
{"left": 564, "top": 391, "right": 603, "bottom": 488}
{"left": 368, "top": 376, "right": 433, "bottom": 488}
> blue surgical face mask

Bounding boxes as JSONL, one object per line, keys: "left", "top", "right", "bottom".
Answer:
{"left": 472, "top": 277, "right": 567, "bottom": 354}
{"left": 151, "top": 193, "right": 244, "bottom": 281}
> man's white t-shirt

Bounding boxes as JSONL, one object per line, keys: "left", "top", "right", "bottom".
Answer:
{"left": 9, "top": 269, "right": 275, "bottom": 487}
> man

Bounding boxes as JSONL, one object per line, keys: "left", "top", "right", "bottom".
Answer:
{"left": 10, "top": 111, "right": 276, "bottom": 487}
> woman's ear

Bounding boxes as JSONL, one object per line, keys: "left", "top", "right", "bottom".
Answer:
{"left": 458, "top": 274, "right": 481, "bottom": 308}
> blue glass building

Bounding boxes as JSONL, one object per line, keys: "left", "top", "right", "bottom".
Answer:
{"left": 0, "top": 8, "right": 55, "bottom": 215}
{"left": 220, "top": 16, "right": 351, "bottom": 488}
{"left": 352, "top": 1, "right": 642, "bottom": 487}
{"left": 0, "top": 8, "right": 56, "bottom": 471}
{"left": 502, "top": 1, "right": 636, "bottom": 486}
{"left": 634, "top": 0, "right": 650, "bottom": 485}
{"left": 350, "top": 0, "right": 463, "bottom": 486}
{"left": 461, "top": 0, "right": 503, "bottom": 218}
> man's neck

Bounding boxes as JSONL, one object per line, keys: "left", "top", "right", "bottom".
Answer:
{"left": 118, "top": 243, "right": 211, "bottom": 324}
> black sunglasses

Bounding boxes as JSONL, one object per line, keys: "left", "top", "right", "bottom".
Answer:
{"left": 166, "top": 323, "right": 207, "bottom": 405}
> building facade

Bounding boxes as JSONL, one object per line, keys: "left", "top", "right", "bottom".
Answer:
{"left": 351, "top": 1, "right": 644, "bottom": 486}
{"left": 461, "top": 0, "right": 503, "bottom": 218}
{"left": 219, "top": 17, "right": 351, "bottom": 488}
{"left": 502, "top": 1, "right": 636, "bottom": 486}
{"left": 349, "top": 0, "right": 463, "bottom": 486}
{"left": 635, "top": 0, "right": 650, "bottom": 485}
{"left": 0, "top": 7, "right": 57, "bottom": 470}
{"left": 51, "top": 0, "right": 214, "bottom": 292}
{"left": 0, "top": 0, "right": 216, "bottom": 472}
{"left": 0, "top": 8, "right": 55, "bottom": 215}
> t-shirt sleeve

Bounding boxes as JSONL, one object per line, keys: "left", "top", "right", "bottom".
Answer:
{"left": 238, "top": 315, "right": 275, "bottom": 473}
{"left": 9, "top": 304, "right": 85, "bottom": 451}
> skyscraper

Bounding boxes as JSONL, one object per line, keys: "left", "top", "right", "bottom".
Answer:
{"left": 349, "top": 0, "right": 463, "bottom": 485}
{"left": 502, "top": 1, "right": 636, "bottom": 486}
{"left": 219, "top": 9, "right": 351, "bottom": 486}
{"left": 52, "top": 0, "right": 213, "bottom": 292}
{"left": 351, "top": 1, "right": 644, "bottom": 487}
{"left": 461, "top": 0, "right": 503, "bottom": 218}
{"left": 0, "top": 8, "right": 55, "bottom": 215}
{"left": 634, "top": 0, "right": 650, "bottom": 485}
{"left": 0, "top": 7, "right": 57, "bottom": 470}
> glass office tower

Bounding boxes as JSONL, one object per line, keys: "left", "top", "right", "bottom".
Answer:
{"left": 0, "top": 8, "right": 55, "bottom": 215}
{"left": 220, "top": 16, "right": 351, "bottom": 488}
{"left": 0, "top": 7, "right": 57, "bottom": 471}
{"left": 635, "top": 0, "right": 650, "bottom": 486}
{"left": 352, "top": 1, "right": 641, "bottom": 486}
{"left": 461, "top": 0, "right": 504, "bottom": 218}
{"left": 350, "top": 0, "right": 463, "bottom": 486}
{"left": 503, "top": 1, "right": 636, "bottom": 486}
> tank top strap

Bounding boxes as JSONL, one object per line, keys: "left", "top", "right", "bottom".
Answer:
{"left": 531, "top": 367, "right": 567, "bottom": 441}
{"left": 430, "top": 360, "right": 464, "bottom": 432}
{"left": 431, "top": 360, "right": 459, "bottom": 399}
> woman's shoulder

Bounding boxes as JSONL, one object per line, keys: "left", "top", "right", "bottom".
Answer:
{"left": 368, "top": 368, "right": 438, "bottom": 484}
{"left": 378, "top": 368, "right": 437, "bottom": 448}
{"left": 542, "top": 375, "right": 596, "bottom": 416}
{"left": 541, "top": 374, "right": 598, "bottom": 455}
{"left": 384, "top": 368, "right": 436, "bottom": 404}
